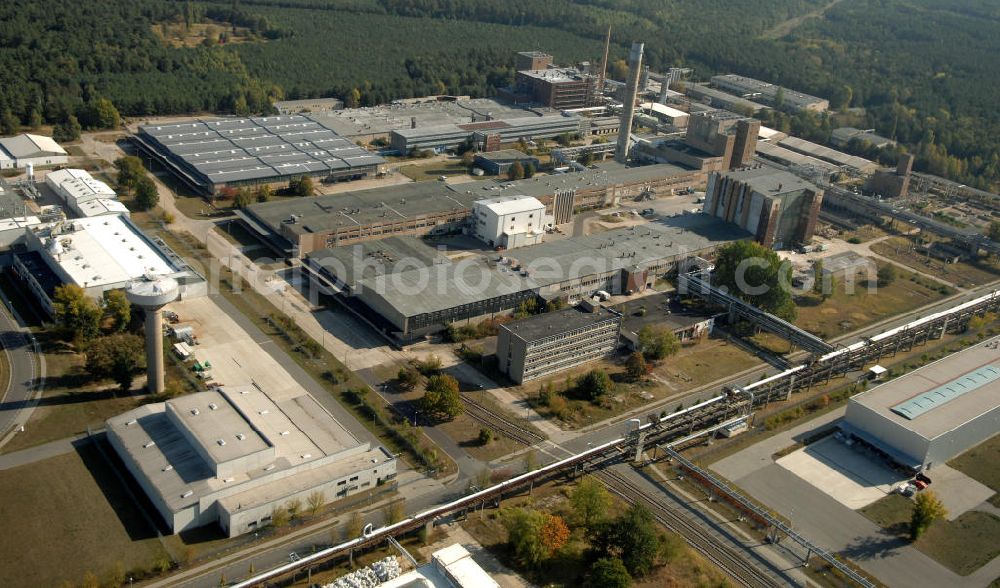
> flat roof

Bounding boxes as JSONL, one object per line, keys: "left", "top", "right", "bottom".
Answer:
{"left": 502, "top": 304, "right": 620, "bottom": 343}
{"left": 168, "top": 391, "right": 271, "bottom": 466}
{"left": 76, "top": 198, "right": 130, "bottom": 217}
{"left": 640, "top": 102, "right": 690, "bottom": 119}
{"left": 615, "top": 294, "right": 714, "bottom": 335}
{"left": 777, "top": 136, "right": 876, "bottom": 172}
{"left": 755, "top": 142, "right": 839, "bottom": 173}
{"left": 46, "top": 168, "right": 117, "bottom": 202}
{"left": 721, "top": 167, "right": 819, "bottom": 196}
{"left": 820, "top": 251, "right": 874, "bottom": 275}
{"left": 357, "top": 214, "right": 747, "bottom": 318}
{"left": 475, "top": 149, "right": 535, "bottom": 163}
{"left": 518, "top": 68, "right": 591, "bottom": 83}
{"left": 475, "top": 195, "right": 544, "bottom": 216}
{"left": 13, "top": 250, "right": 61, "bottom": 299}
{"left": 711, "top": 74, "right": 827, "bottom": 108}
{"left": 390, "top": 113, "right": 580, "bottom": 141}
{"left": 685, "top": 84, "right": 769, "bottom": 112}
{"left": 850, "top": 339, "right": 1000, "bottom": 439}
{"left": 246, "top": 161, "right": 694, "bottom": 239}
{"left": 310, "top": 98, "right": 532, "bottom": 138}
{"left": 43, "top": 215, "right": 178, "bottom": 287}
{"left": 138, "top": 115, "right": 385, "bottom": 185}
{"left": 306, "top": 235, "right": 449, "bottom": 286}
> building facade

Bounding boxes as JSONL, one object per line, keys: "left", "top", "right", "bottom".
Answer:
{"left": 710, "top": 75, "right": 829, "bottom": 113}
{"left": 0, "top": 134, "right": 68, "bottom": 169}
{"left": 471, "top": 195, "right": 548, "bottom": 250}
{"left": 703, "top": 168, "right": 823, "bottom": 249}
{"left": 497, "top": 305, "right": 622, "bottom": 383}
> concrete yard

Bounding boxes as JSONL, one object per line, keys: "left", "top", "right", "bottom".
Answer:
{"left": 776, "top": 436, "right": 907, "bottom": 509}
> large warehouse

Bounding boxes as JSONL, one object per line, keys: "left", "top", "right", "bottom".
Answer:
{"left": 133, "top": 115, "right": 386, "bottom": 195}
{"left": 389, "top": 114, "right": 583, "bottom": 153}
{"left": 239, "top": 161, "right": 706, "bottom": 256}
{"left": 310, "top": 214, "right": 746, "bottom": 343}
{"left": 0, "top": 133, "right": 67, "bottom": 169}
{"left": 106, "top": 385, "right": 396, "bottom": 537}
{"left": 842, "top": 340, "right": 1000, "bottom": 471}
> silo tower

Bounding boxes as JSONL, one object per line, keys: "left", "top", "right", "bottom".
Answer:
{"left": 126, "top": 276, "right": 179, "bottom": 394}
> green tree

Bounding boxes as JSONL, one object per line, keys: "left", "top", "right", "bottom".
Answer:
{"left": 397, "top": 365, "right": 421, "bottom": 389}
{"left": 286, "top": 498, "right": 302, "bottom": 519}
{"left": 587, "top": 558, "right": 631, "bottom": 588}
{"left": 85, "top": 333, "right": 146, "bottom": 391}
{"left": 114, "top": 156, "right": 145, "bottom": 195}
{"left": 508, "top": 161, "right": 525, "bottom": 181}
{"left": 256, "top": 184, "right": 273, "bottom": 202}
{"left": 420, "top": 374, "right": 463, "bottom": 420}
{"left": 594, "top": 503, "right": 661, "bottom": 578}
{"left": 478, "top": 428, "right": 494, "bottom": 445}
{"left": 460, "top": 151, "right": 475, "bottom": 167}
{"left": 383, "top": 501, "right": 405, "bottom": 524}
{"left": 637, "top": 325, "right": 680, "bottom": 361}
{"left": 910, "top": 490, "right": 947, "bottom": 539}
{"left": 53, "top": 114, "right": 82, "bottom": 143}
{"left": 307, "top": 490, "right": 325, "bottom": 516}
{"left": 289, "top": 175, "right": 314, "bottom": 197}
{"left": 414, "top": 354, "right": 442, "bottom": 376}
{"left": 345, "top": 511, "right": 364, "bottom": 539}
{"left": 625, "top": 351, "right": 648, "bottom": 381}
{"left": 346, "top": 88, "right": 362, "bottom": 109}
{"left": 524, "top": 162, "right": 536, "bottom": 178}
{"left": 270, "top": 506, "right": 289, "bottom": 528}
{"left": 1, "top": 108, "right": 19, "bottom": 135}
{"left": 877, "top": 263, "right": 897, "bottom": 287}
{"left": 571, "top": 475, "right": 611, "bottom": 532}
{"left": 577, "top": 368, "right": 613, "bottom": 401}
{"left": 812, "top": 259, "right": 825, "bottom": 296}
{"left": 713, "top": 241, "right": 796, "bottom": 320}
{"left": 502, "top": 507, "right": 547, "bottom": 567}
{"left": 103, "top": 289, "right": 131, "bottom": 332}
{"left": 234, "top": 187, "right": 255, "bottom": 208}
{"left": 135, "top": 176, "right": 159, "bottom": 210}
{"left": 53, "top": 284, "right": 102, "bottom": 342}
{"left": 28, "top": 108, "right": 43, "bottom": 129}
{"left": 89, "top": 98, "right": 120, "bottom": 129}
{"left": 988, "top": 221, "right": 1000, "bottom": 242}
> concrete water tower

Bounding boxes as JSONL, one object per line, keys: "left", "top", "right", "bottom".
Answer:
{"left": 126, "top": 276, "right": 179, "bottom": 394}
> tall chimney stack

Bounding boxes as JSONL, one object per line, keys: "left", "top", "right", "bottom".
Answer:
{"left": 615, "top": 42, "right": 644, "bottom": 165}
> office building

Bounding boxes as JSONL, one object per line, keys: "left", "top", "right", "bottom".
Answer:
{"left": 710, "top": 74, "right": 829, "bottom": 113}
{"left": 703, "top": 168, "right": 823, "bottom": 249}
{"left": 106, "top": 385, "right": 397, "bottom": 537}
{"left": 842, "top": 340, "right": 1000, "bottom": 470}
{"left": 132, "top": 116, "right": 386, "bottom": 196}
{"left": 472, "top": 195, "right": 548, "bottom": 250}
{"left": 497, "top": 304, "right": 622, "bottom": 383}
{"left": 0, "top": 133, "right": 68, "bottom": 169}
{"left": 513, "top": 68, "right": 599, "bottom": 110}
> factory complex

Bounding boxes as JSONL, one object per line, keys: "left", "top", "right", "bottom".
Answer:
{"left": 107, "top": 385, "right": 396, "bottom": 537}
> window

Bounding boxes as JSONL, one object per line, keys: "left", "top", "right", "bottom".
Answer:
{"left": 349, "top": 475, "right": 359, "bottom": 482}
{"left": 337, "top": 480, "right": 347, "bottom": 486}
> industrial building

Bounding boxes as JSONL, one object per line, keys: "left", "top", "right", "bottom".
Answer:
{"left": 471, "top": 195, "right": 549, "bottom": 250}
{"left": 710, "top": 74, "right": 829, "bottom": 113}
{"left": 339, "top": 214, "right": 745, "bottom": 342}
{"left": 15, "top": 214, "right": 205, "bottom": 315}
{"left": 685, "top": 84, "right": 769, "bottom": 114}
{"left": 44, "top": 168, "right": 129, "bottom": 218}
{"left": 512, "top": 68, "right": 600, "bottom": 110}
{"left": 0, "top": 133, "right": 68, "bottom": 169}
{"left": 615, "top": 294, "right": 717, "bottom": 349}
{"left": 473, "top": 149, "right": 540, "bottom": 176}
{"left": 869, "top": 153, "right": 914, "bottom": 199}
{"left": 106, "top": 385, "right": 397, "bottom": 537}
{"left": 0, "top": 178, "right": 47, "bottom": 247}
{"left": 830, "top": 127, "right": 895, "bottom": 150}
{"left": 132, "top": 116, "right": 386, "bottom": 195}
{"left": 515, "top": 51, "right": 553, "bottom": 72}
{"left": 776, "top": 136, "right": 877, "bottom": 175}
{"left": 274, "top": 97, "right": 343, "bottom": 115}
{"left": 702, "top": 167, "right": 824, "bottom": 249}
{"left": 388, "top": 114, "right": 583, "bottom": 153}
{"left": 239, "top": 161, "right": 706, "bottom": 257}
{"left": 841, "top": 340, "right": 1000, "bottom": 470}
{"left": 637, "top": 111, "right": 759, "bottom": 173}
{"left": 497, "top": 304, "right": 623, "bottom": 384}
{"left": 639, "top": 102, "right": 690, "bottom": 128}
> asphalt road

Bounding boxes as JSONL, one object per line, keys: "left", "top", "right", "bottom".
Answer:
{"left": 0, "top": 289, "right": 43, "bottom": 448}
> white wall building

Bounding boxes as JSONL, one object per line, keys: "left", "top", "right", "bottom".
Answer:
{"left": 0, "top": 134, "right": 68, "bottom": 169}
{"left": 21, "top": 214, "right": 206, "bottom": 311}
{"left": 107, "top": 386, "right": 397, "bottom": 537}
{"left": 471, "top": 195, "right": 548, "bottom": 250}
{"left": 44, "top": 168, "right": 126, "bottom": 218}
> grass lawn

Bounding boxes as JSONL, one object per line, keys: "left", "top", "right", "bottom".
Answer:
{"left": 871, "top": 237, "right": 1000, "bottom": 288}
{"left": 859, "top": 490, "right": 1000, "bottom": 575}
{"left": 508, "top": 337, "right": 760, "bottom": 429}
{"left": 398, "top": 160, "right": 472, "bottom": 181}
{"left": 948, "top": 434, "right": 1000, "bottom": 493}
{"left": 0, "top": 443, "right": 169, "bottom": 588}
{"left": 791, "top": 260, "right": 952, "bottom": 339}
{"left": 839, "top": 224, "right": 889, "bottom": 243}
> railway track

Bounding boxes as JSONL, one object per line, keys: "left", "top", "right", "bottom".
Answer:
{"left": 460, "top": 395, "right": 546, "bottom": 446}
{"left": 598, "top": 468, "right": 779, "bottom": 588}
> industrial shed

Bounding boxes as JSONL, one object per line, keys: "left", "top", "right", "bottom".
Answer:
{"left": 842, "top": 340, "right": 1000, "bottom": 471}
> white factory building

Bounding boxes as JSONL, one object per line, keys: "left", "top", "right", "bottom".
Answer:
{"left": 471, "top": 195, "right": 549, "bottom": 250}
{"left": 0, "top": 133, "right": 68, "bottom": 169}
{"left": 16, "top": 214, "right": 206, "bottom": 315}
{"left": 45, "top": 168, "right": 129, "bottom": 218}
{"left": 106, "top": 386, "right": 397, "bottom": 537}
{"left": 842, "top": 339, "right": 1000, "bottom": 471}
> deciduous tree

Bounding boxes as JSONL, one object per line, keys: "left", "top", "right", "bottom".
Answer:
{"left": 594, "top": 503, "right": 661, "bottom": 577}
{"left": 53, "top": 284, "right": 101, "bottom": 342}
{"left": 714, "top": 241, "right": 796, "bottom": 320}
{"left": 587, "top": 558, "right": 631, "bottom": 588}
{"left": 103, "top": 289, "right": 132, "bottom": 332}
{"left": 135, "top": 176, "right": 159, "bottom": 210}
{"left": 539, "top": 514, "right": 570, "bottom": 556}
{"left": 570, "top": 475, "right": 611, "bottom": 532}
{"left": 910, "top": 490, "right": 947, "bottom": 539}
{"left": 637, "top": 325, "right": 679, "bottom": 361}
{"left": 625, "top": 351, "right": 648, "bottom": 381}
{"left": 85, "top": 333, "right": 145, "bottom": 391}
{"left": 114, "top": 156, "right": 145, "bottom": 195}
{"left": 502, "top": 508, "right": 547, "bottom": 567}
{"left": 420, "top": 374, "right": 463, "bottom": 420}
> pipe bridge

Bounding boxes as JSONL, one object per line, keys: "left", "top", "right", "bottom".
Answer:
{"left": 678, "top": 271, "right": 835, "bottom": 355}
